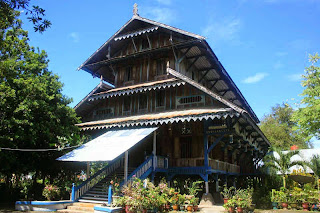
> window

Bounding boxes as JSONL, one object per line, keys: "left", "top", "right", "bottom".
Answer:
{"left": 176, "top": 95, "right": 204, "bottom": 106}
{"left": 156, "top": 90, "right": 165, "bottom": 107}
{"left": 139, "top": 94, "right": 147, "bottom": 110}
{"left": 125, "top": 66, "right": 132, "bottom": 82}
{"left": 94, "top": 108, "right": 114, "bottom": 119}
{"left": 156, "top": 59, "right": 166, "bottom": 76}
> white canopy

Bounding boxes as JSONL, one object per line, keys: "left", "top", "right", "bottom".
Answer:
{"left": 57, "top": 127, "right": 157, "bottom": 162}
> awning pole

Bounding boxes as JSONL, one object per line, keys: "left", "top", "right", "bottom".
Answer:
{"left": 124, "top": 151, "right": 128, "bottom": 183}
{"left": 153, "top": 131, "right": 157, "bottom": 170}
{"left": 86, "top": 162, "right": 90, "bottom": 179}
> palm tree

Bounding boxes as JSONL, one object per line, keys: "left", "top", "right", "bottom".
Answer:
{"left": 264, "top": 148, "right": 304, "bottom": 188}
{"left": 305, "top": 155, "right": 320, "bottom": 190}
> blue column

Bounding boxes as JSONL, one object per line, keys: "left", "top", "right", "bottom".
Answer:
{"left": 108, "top": 185, "right": 113, "bottom": 205}
{"left": 204, "top": 134, "right": 209, "bottom": 169}
{"left": 71, "top": 183, "right": 75, "bottom": 201}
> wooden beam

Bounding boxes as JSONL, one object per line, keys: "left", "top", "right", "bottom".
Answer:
{"left": 131, "top": 38, "right": 138, "bottom": 52}
{"left": 186, "top": 56, "right": 200, "bottom": 72}
{"left": 186, "top": 54, "right": 205, "bottom": 59}
{"left": 199, "top": 70, "right": 210, "bottom": 82}
{"left": 146, "top": 34, "right": 152, "bottom": 49}
{"left": 208, "top": 134, "right": 225, "bottom": 153}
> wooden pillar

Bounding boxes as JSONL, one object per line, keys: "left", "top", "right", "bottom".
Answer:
{"left": 173, "top": 137, "right": 180, "bottom": 158}
{"left": 86, "top": 162, "right": 90, "bottom": 179}
{"left": 124, "top": 151, "right": 128, "bottom": 183}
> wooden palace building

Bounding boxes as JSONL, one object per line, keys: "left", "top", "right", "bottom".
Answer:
{"left": 58, "top": 5, "right": 270, "bottom": 203}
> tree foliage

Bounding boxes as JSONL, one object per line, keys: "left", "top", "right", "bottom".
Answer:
{"left": 0, "top": 0, "right": 51, "bottom": 33}
{"left": 260, "top": 103, "right": 310, "bottom": 150}
{"left": 293, "top": 53, "right": 320, "bottom": 139}
{"left": 0, "top": 9, "right": 82, "bottom": 200}
{"left": 264, "top": 148, "right": 304, "bottom": 188}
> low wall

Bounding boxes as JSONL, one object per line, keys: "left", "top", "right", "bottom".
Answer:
{"left": 94, "top": 206, "right": 123, "bottom": 213}
{"left": 15, "top": 200, "right": 73, "bottom": 211}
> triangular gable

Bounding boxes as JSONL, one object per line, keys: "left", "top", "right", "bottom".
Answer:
{"left": 77, "top": 14, "right": 205, "bottom": 71}
{"left": 74, "top": 81, "right": 113, "bottom": 112}
{"left": 167, "top": 67, "right": 270, "bottom": 146}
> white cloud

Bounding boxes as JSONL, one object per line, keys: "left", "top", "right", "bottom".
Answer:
{"left": 201, "top": 17, "right": 242, "bottom": 44}
{"left": 140, "top": 7, "right": 175, "bottom": 24}
{"left": 69, "top": 32, "right": 80, "bottom": 43}
{"left": 288, "top": 73, "right": 302, "bottom": 81}
{"left": 242, "top": 73, "right": 269, "bottom": 84}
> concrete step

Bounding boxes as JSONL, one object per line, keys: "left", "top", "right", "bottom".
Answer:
{"left": 86, "top": 190, "right": 108, "bottom": 194}
{"left": 80, "top": 196, "right": 108, "bottom": 201}
{"left": 84, "top": 193, "right": 108, "bottom": 198}
{"left": 78, "top": 199, "right": 106, "bottom": 204}
{"left": 72, "top": 202, "right": 100, "bottom": 207}
{"left": 67, "top": 205, "right": 95, "bottom": 212}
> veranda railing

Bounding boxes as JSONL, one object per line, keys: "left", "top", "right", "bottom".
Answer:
{"left": 71, "top": 156, "right": 123, "bottom": 201}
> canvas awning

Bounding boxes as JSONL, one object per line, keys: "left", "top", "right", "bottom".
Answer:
{"left": 57, "top": 127, "right": 157, "bottom": 162}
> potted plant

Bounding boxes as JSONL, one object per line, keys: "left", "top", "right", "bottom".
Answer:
{"left": 170, "top": 192, "right": 180, "bottom": 211}
{"left": 278, "top": 189, "right": 289, "bottom": 209}
{"left": 221, "top": 185, "right": 236, "bottom": 204}
{"left": 192, "top": 197, "right": 199, "bottom": 212}
{"left": 110, "top": 176, "right": 121, "bottom": 204}
{"left": 223, "top": 198, "right": 236, "bottom": 213}
{"left": 186, "top": 195, "right": 194, "bottom": 212}
{"left": 271, "top": 189, "right": 279, "bottom": 209}
{"left": 178, "top": 194, "right": 186, "bottom": 211}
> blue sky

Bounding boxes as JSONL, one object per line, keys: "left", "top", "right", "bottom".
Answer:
{"left": 21, "top": 0, "right": 320, "bottom": 145}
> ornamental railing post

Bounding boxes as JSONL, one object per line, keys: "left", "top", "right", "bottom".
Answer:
{"left": 108, "top": 185, "right": 113, "bottom": 205}
{"left": 71, "top": 183, "right": 75, "bottom": 201}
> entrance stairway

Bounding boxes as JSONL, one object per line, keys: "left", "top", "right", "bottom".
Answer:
{"left": 78, "top": 167, "right": 135, "bottom": 203}
{"left": 70, "top": 155, "right": 155, "bottom": 204}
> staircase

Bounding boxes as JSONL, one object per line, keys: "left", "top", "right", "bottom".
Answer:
{"left": 78, "top": 167, "right": 135, "bottom": 203}
{"left": 57, "top": 202, "right": 98, "bottom": 212}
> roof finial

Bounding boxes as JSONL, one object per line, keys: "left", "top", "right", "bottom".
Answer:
{"left": 133, "top": 3, "right": 139, "bottom": 17}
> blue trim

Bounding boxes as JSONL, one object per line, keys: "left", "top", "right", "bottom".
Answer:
{"left": 108, "top": 185, "right": 113, "bottom": 205}
{"left": 208, "top": 134, "right": 224, "bottom": 153}
{"left": 94, "top": 206, "right": 123, "bottom": 212}
{"left": 120, "top": 155, "right": 153, "bottom": 186}
{"left": 155, "top": 168, "right": 168, "bottom": 173}
{"left": 15, "top": 201, "right": 74, "bottom": 205}
{"left": 75, "top": 155, "right": 122, "bottom": 191}
{"left": 140, "top": 167, "right": 153, "bottom": 180}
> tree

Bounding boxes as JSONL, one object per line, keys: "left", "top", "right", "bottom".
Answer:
{"left": 0, "top": 0, "right": 51, "bottom": 33}
{"left": 293, "top": 53, "right": 320, "bottom": 139}
{"left": 305, "top": 155, "right": 320, "bottom": 191}
{"left": 260, "top": 103, "right": 310, "bottom": 150}
{"left": 264, "top": 148, "right": 304, "bottom": 188}
{"left": 0, "top": 10, "right": 81, "bottom": 199}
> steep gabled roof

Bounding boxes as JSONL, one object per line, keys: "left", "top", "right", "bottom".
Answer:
{"left": 74, "top": 81, "right": 113, "bottom": 113}
{"left": 77, "top": 14, "right": 204, "bottom": 72}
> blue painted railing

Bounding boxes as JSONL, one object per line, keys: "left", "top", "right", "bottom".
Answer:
{"left": 121, "top": 155, "right": 154, "bottom": 186}
{"left": 71, "top": 157, "right": 123, "bottom": 201}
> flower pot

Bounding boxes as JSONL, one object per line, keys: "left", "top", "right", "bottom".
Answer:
{"left": 112, "top": 195, "right": 120, "bottom": 205}
{"left": 282, "top": 202, "right": 288, "bottom": 210}
{"left": 187, "top": 205, "right": 193, "bottom": 212}
{"left": 237, "top": 207, "right": 244, "bottom": 213}
{"left": 125, "top": 205, "right": 134, "bottom": 213}
{"left": 172, "top": 204, "right": 179, "bottom": 211}
{"left": 165, "top": 204, "right": 171, "bottom": 211}
{"left": 142, "top": 209, "right": 147, "bottom": 213}
{"left": 193, "top": 205, "right": 198, "bottom": 211}
{"left": 224, "top": 198, "right": 229, "bottom": 204}
{"left": 272, "top": 202, "right": 278, "bottom": 210}
{"left": 228, "top": 207, "right": 235, "bottom": 213}
{"left": 290, "top": 203, "right": 297, "bottom": 209}
{"left": 302, "top": 202, "right": 309, "bottom": 211}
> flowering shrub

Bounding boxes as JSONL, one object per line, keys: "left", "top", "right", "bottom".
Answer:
{"left": 110, "top": 176, "right": 121, "bottom": 195}
{"left": 42, "top": 185, "right": 60, "bottom": 201}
